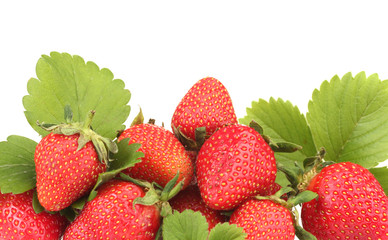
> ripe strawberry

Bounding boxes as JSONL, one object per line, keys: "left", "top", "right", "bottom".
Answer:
{"left": 118, "top": 123, "right": 194, "bottom": 189}
{"left": 196, "top": 124, "right": 277, "bottom": 210}
{"left": 169, "top": 185, "right": 225, "bottom": 230}
{"left": 171, "top": 77, "right": 238, "bottom": 149}
{"left": 301, "top": 162, "right": 388, "bottom": 239}
{"left": 63, "top": 179, "right": 161, "bottom": 240}
{"left": 229, "top": 199, "right": 295, "bottom": 239}
{"left": 0, "top": 190, "right": 68, "bottom": 239}
{"left": 35, "top": 108, "right": 117, "bottom": 211}
{"left": 35, "top": 133, "right": 106, "bottom": 211}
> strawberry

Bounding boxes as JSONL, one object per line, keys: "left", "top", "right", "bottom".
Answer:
{"left": 35, "top": 133, "right": 106, "bottom": 211}
{"left": 171, "top": 77, "right": 238, "bottom": 149}
{"left": 34, "top": 108, "right": 117, "bottom": 211}
{"left": 196, "top": 124, "right": 277, "bottom": 210}
{"left": 229, "top": 199, "right": 295, "bottom": 240}
{"left": 0, "top": 190, "right": 68, "bottom": 239}
{"left": 169, "top": 185, "right": 225, "bottom": 230}
{"left": 63, "top": 179, "right": 160, "bottom": 239}
{"left": 301, "top": 162, "right": 388, "bottom": 239}
{"left": 118, "top": 123, "right": 194, "bottom": 189}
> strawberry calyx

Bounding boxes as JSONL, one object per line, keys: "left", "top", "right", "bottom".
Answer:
{"left": 130, "top": 107, "right": 145, "bottom": 127}
{"left": 297, "top": 148, "right": 336, "bottom": 192}
{"left": 132, "top": 107, "right": 208, "bottom": 151}
{"left": 172, "top": 125, "right": 208, "bottom": 151}
{"left": 37, "top": 105, "right": 118, "bottom": 165}
{"left": 275, "top": 147, "right": 336, "bottom": 195}
{"left": 120, "top": 171, "right": 184, "bottom": 218}
{"left": 129, "top": 107, "right": 162, "bottom": 127}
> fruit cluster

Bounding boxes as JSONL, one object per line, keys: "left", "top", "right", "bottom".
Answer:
{"left": 1, "top": 53, "right": 388, "bottom": 240}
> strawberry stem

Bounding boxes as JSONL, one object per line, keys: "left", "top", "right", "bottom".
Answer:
{"left": 83, "top": 110, "right": 95, "bottom": 129}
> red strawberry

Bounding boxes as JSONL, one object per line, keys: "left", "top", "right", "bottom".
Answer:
{"left": 0, "top": 190, "right": 68, "bottom": 239}
{"left": 229, "top": 199, "right": 295, "bottom": 240}
{"left": 35, "top": 109, "right": 117, "bottom": 211}
{"left": 301, "top": 162, "right": 388, "bottom": 239}
{"left": 196, "top": 124, "right": 277, "bottom": 210}
{"left": 63, "top": 179, "right": 161, "bottom": 240}
{"left": 35, "top": 133, "right": 107, "bottom": 211}
{"left": 169, "top": 185, "right": 225, "bottom": 230}
{"left": 171, "top": 77, "right": 238, "bottom": 149}
{"left": 118, "top": 123, "right": 194, "bottom": 189}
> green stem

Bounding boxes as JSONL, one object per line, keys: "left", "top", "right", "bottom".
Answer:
{"left": 83, "top": 110, "right": 96, "bottom": 129}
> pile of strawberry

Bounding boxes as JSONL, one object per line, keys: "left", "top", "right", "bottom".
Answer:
{"left": 1, "top": 75, "right": 388, "bottom": 240}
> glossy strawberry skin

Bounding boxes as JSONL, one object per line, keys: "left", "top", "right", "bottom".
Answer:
{"left": 169, "top": 185, "right": 225, "bottom": 230}
{"left": 0, "top": 190, "right": 68, "bottom": 240}
{"left": 301, "top": 162, "right": 388, "bottom": 239}
{"left": 34, "top": 133, "right": 106, "bottom": 211}
{"left": 196, "top": 124, "right": 277, "bottom": 210}
{"left": 171, "top": 77, "right": 238, "bottom": 141}
{"left": 229, "top": 199, "right": 295, "bottom": 240}
{"left": 63, "top": 179, "right": 161, "bottom": 240}
{"left": 118, "top": 124, "right": 194, "bottom": 189}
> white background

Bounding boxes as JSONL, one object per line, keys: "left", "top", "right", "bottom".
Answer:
{"left": 2, "top": 1, "right": 388, "bottom": 142}
{"left": 1, "top": 1, "right": 388, "bottom": 237}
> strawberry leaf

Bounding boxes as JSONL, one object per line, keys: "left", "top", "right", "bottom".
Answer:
{"left": 23, "top": 51, "right": 131, "bottom": 139}
{"left": 87, "top": 138, "right": 143, "bottom": 201}
{"left": 208, "top": 223, "right": 247, "bottom": 240}
{"left": 369, "top": 167, "right": 388, "bottom": 195}
{"left": 162, "top": 209, "right": 209, "bottom": 240}
{"left": 0, "top": 135, "right": 37, "bottom": 194}
{"left": 240, "top": 98, "right": 317, "bottom": 185}
{"left": 307, "top": 72, "right": 388, "bottom": 168}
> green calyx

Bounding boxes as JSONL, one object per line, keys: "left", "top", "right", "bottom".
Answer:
{"left": 37, "top": 105, "right": 118, "bottom": 165}
{"left": 173, "top": 126, "right": 208, "bottom": 151}
{"left": 121, "top": 171, "right": 184, "bottom": 217}
{"left": 275, "top": 147, "right": 335, "bottom": 194}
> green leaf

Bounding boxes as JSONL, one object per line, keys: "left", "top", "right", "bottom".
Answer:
{"left": 307, "top": 72, "right": 388, "bottom": 168}
{"left": 163, "top": 210, "right": 209, "bottom": 240}
{"left": 87, "top": 138, "right": 143, "bottom": 201}
{"left": 240, "top": 98, "right": 317, "bottom": 185}
{"left": 23, "top": 51, "right": 131, "bottom": 139}
{"left": 369, "top": 166, "right": 388, "bottom": 195}
{"left": 208, "top": 223, "right": 247, "bottom": 240}
{"left": 0, "top": 135, "right": 37, "bottom": 194}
